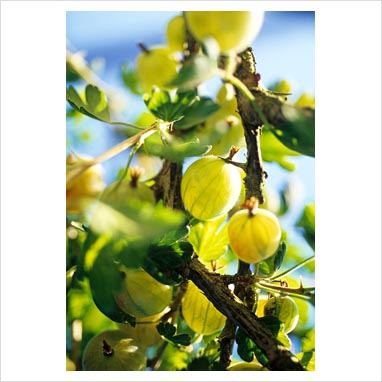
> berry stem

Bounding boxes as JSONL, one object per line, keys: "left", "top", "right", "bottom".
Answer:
{"left": 226, "top": 145, "right": 240, "bottom": 161}
{"left": 102, "top": 340, "right": 114, "bottom": 356}
{"left": 242, "top": 196, "right": 259, "bottom": 216}
{"left": 138, "top": 42, "right": 150, "bottom": 53}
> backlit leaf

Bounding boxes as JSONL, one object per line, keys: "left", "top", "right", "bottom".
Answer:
{"left": 271, "top": 105, "right": 315, "bottom": 157}
{"left": 296, "top": 204, "right": 315, "bottom": 249}
{"left": 87, "top": 244, "right": 136, "bottom": 325}
{"left": 261, "top": 129, "right": 299, "bottom": 171}
{"left": 168, "top": 54, "right": 218, "bottom": 89}
{"left": 66, "top": 84, "right": 110, "bottom": 122}
{"left": 188, "top": 215, "right": 229, "bottom": 261}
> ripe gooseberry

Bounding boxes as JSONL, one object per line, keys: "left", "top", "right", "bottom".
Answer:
{"left": 166, "top": 15, "right": 186, "bottom": 52}
{"left": 113, "top": 266, "right": 173, "bottom": 318}
{"left": 81, "top": 329, "right": 146, "bottom": 371}
{"left": 180, "top": 156, "right": 242, "bottom": 221}
{"left": 136, "top": 46, "right": 178, "bottom": 93}
{"left": 228, "top": 198, "right": 281, "bottom": 264}
{"left": 184, "top": 11, "right": 264, "bottom": 54}
{"left": 117, "top": 310, "right": 167, "bottom": 349}
{"left": 181, "top": 281, "right": 226, "bottom": 335}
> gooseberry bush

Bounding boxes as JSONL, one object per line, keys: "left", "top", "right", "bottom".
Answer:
{"left": 66, "top": 11, "right": 315, "bottom": 372}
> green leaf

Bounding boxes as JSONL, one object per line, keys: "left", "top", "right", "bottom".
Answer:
{"left": 186, "top": 357, "right": 211, "bottom": 371}
{"left": 157, "top": 322, "right": 176, "bottom": 337}
{"left": 85, "top": 84, "right": 101, "bottom": 110}
{"left": 272, "top": 105, "right": 315, "bottom": 157}
{"left": 144, "top": 89, "right": 174, "bottom": 121}
{"left": 117, "top": 240, "right": 149, "bottom": 269}
{"left": 168, "top": 54, "right": 218, "bottom": 89}
{"left": 188, "top": 215, "right": 229, "bottom": 261}
{"left": 66, "top": 62, "right": 81, "bottom": 82}
{"left": 156, "top": 224, "right": 190, "bottom": 246}
{"left": 148, "top": 241, "right": 193, "bottom": 268}
{"left": 296, "top": 351, "right": 315, "bottom": 370}
{"left": 87, "top": 243, "right": 136, "bottom": 325}
{"left": 66, "top": 84, "right": 110, "bottom": 123}
{"left": 121, "top": 63, "right": 142, "bottom": 95}
{"left": 143, "top": 88, "right": 219, "bottom": 132}
{"left": 66, "top": 278, "right": 118, "bottom": 335}
{"left": 157, "top": 322, "right": 191, "bottom": 346}
{"left": 143, "top": 241, "right": 193, "bottom": 285}
{"left": 144, "top": 133, "right": 211, "bottom": 162}
{"left": 236, "top": 328, "right": 256, "bottom": 362}
{"left": 88, "top": 199, "right": 186, "bottom": 243}
{"left": 296, "top": 204, "right": 315, "bottom": 249}
{"left": 171, "top": 334, "right": 192, "bottom": 346}
{"left": 258, "top": 242, "right": 286, "bottom": 277}
{"left": 157, "top": 343, "right": 189, "bottom": 371}
{"left": 143, "top": 88, "right": 199, "bottom": 122}
{"left": 174, "top": 97, "right": 220, "bottom": 130}
{"left": 276, "top": 329, "right": 292, "bottom": 349}
{"left": 261, "top": 129, "right": 299, "bottom": 171}
{"left": 274, "top": 242, "right": 287, "bottom": 271}
{"left": 301, "top": 328, "right": 315, "bottom": 352}
{"left": 236, "top": 327, "right": 269, "bottom": 365}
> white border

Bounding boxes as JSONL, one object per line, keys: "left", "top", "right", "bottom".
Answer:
{"left": 1, "top": 1, "right": 381, "bottom": 382}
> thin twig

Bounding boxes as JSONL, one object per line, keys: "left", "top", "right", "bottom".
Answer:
{"left": 269, "top": 255, "right": 315, "bottom": 281}
{"left": 66, "top": 125, "right": 157, "bottom": 185}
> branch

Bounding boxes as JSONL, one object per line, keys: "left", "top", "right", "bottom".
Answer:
{"left": 232, "top": 48, "right": 266, "bottom": 204}
{"left": 152, "top": 159, "right": 184, "bottom": 210}
{"left": 66, "top": 125, "right": 157, "bottom": 186}
{"left": 177, "top": 257, "right": 304, "bottom": 371}
{"left": 231, "top": 48, "right": 314, "bottom": 202}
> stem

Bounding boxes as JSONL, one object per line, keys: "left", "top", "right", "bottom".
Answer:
{"left": 147, "top": 341, "right": 168, "bottom": 370}
{"left": 270, "top": 255, "right": 315, "bottom": 281}
{"left": 113, "top": 140, "right": 143, "bottom": 191}
{"left": 256, "top": 280, "right": 315, "bottom": 301}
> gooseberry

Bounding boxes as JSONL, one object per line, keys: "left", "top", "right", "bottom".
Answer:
{"left": 264, "top": 295, "right": 299, "bottom": 334}
{"left": 117, "top": 310, "right": 166, "bottom": 349}
{"left": 136, "top": 46, "right": 178, "bottom": 93}
{"left": 81, "top": 329, "right": 146, "bottom": 371}
{"left": 166, "top": 15, "right": 186, "bottom": 52}
{"left": 181, "top": 281, "right": 226, "bottom": 335}
{"left": 113, "top": 266, "right": 173, "bottom": 318}
{"left": 227, "top": 199, "right": 281, "bottom": 264}
{"left": 66, "top": 153, "right": 105, "bottom": 215}
{"left": 181, "top": 156, "right": 242, "bottom": 220}
{"left": 227, "top": 361, "right": 267, "bottom": 371}
{"left": 100, "top": 167, "right": 155, "bottom": 213}
{"left": 184, "top": 11, "right": 264, "bottom": 53}
{"left": 66, "top": 356, "right": 76, "bottom": 371}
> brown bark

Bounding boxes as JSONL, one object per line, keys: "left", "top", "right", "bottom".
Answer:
{"left": 177, "top": 257, "right": 304, "bottom": 370}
